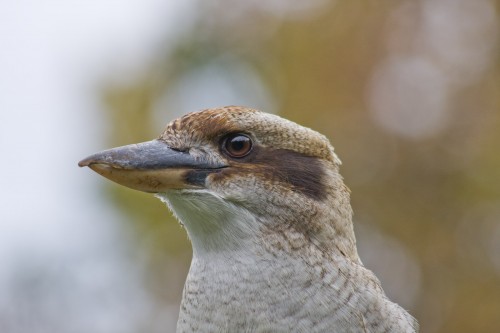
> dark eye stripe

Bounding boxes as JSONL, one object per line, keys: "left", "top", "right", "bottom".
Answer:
{"left": 253, "top": 147, "right": 326, "bottom": 201}
{"left": 215, "top": 144, "right": 327, "bottom": 201}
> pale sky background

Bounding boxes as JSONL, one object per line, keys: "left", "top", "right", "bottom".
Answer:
{"left": 0, "top": 1, "right": 196, "bottom": 332}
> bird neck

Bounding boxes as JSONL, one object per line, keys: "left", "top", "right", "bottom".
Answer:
{"left": 157, "top": 188, "right": 360, "bottom": 265}
{"left": 257, "top": 201, "right": 361, "bottom": 264}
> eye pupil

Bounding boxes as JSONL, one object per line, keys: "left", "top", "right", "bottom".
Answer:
{"left": 230, "top": 138, "right": 245, "bottom": 151}
{"left": 223, "top": 134, "right": 252, "bottom": 158}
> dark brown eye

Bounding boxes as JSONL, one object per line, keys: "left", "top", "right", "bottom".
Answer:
{"left": 223, "top": 134, "right": 252, "bottom": 158}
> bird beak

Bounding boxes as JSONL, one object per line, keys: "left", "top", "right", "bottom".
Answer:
{"left": 78, "top": 139, "right": 224, "bottom": 193}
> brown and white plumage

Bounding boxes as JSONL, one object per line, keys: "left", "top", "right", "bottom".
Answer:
{"left": 79, "top": 106, "right": 418, "bottom": 332}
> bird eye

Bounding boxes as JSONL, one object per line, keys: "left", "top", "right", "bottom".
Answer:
{"left": 223, "top": 134, "right": 253, "bottom": 158}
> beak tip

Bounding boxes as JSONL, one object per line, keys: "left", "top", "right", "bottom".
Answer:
{"left": 78, "top": 157, "right": 92, "bottom": 168}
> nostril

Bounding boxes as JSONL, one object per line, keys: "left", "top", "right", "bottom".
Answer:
{"left": 170, "top": 146, "right": 189, "bottom": 153}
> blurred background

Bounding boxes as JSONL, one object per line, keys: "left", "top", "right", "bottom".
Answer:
{"left": 1, "top": 0, "right": 499, "bottom": 332}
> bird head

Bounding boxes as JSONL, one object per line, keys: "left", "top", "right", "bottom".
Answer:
{"left": 79, "top": 106, "right": 358, "bottom": 261}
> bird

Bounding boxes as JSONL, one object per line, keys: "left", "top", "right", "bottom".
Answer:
{"left": 79, "top": 106, "right": 418, "bottom": 333}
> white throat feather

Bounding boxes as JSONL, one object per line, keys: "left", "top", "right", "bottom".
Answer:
{"left": 156, "top": 190, "right": 259, "bottom": 257}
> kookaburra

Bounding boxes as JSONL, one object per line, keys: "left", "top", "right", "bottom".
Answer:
{"left": 79, "top": 106, "right": 418, "bottom": 332}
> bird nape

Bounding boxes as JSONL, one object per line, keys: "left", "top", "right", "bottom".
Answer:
{"left": 79, "top": 106, "right": 418, "bottom": 333}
